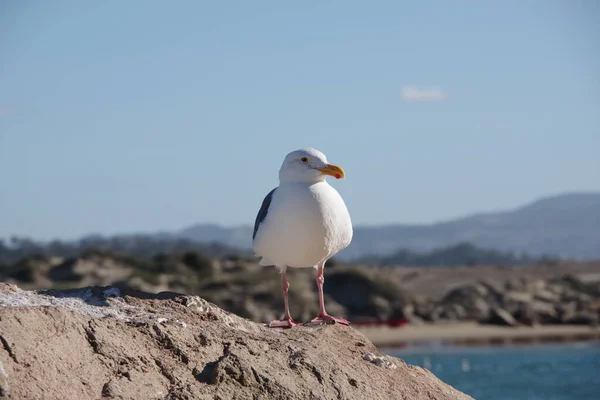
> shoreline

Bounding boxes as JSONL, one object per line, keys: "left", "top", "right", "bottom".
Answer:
{"left": 357, "top": 323, "right": 600, "bottom": 348}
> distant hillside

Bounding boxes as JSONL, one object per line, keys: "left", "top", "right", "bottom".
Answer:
{"left": 0, "top": 235, "right": 250, "bottom": 265}
{"left": 178, "top": 192, "right": 600, "bottom": 260}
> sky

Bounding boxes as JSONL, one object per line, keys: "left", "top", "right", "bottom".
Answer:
{"left": 1, "top": 1, "right": 599, "bottom": 240}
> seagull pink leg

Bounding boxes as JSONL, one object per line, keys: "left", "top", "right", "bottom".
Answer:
{"left": 311, "top": 263, "right": 350, "bottom": 325}
{"left": 269, "top": 268, "right": 297, "bottom": 328}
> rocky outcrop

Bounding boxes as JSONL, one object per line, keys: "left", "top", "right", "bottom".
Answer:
{"left": 430, "top": 275, "right": 600, "bottom": 326}
{"left": 0, "top": 283, "right": 471, "bottom": 400}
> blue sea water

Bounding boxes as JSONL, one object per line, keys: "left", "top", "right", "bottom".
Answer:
{"left": 386, "top": 342, "right": 600, "bottom": 400}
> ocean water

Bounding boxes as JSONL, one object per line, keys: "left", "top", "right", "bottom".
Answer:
{"left": 386, "top": 342, "right": 600, "bottom": 400}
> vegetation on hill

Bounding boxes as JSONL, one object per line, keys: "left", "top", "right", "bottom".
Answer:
{"left": 359, "top": 242, "right": 559, "bottom": 267}
{"left": 1, "top": 236, "right": 560, "bottom": 268}
{"left": 0, "top": 235, "right": 251, "bottom": 265}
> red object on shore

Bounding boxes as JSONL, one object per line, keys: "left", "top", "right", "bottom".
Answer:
{"left": 387, "top": 319, "right": 408, "bottom": 327}
{"left": 349, "top": 318, "right": 409, "bottom": 327}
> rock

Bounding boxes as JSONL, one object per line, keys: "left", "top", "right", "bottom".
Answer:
{"left": 530, "top": 301, "right": 557, "bottom": 314}
{"left": 390, "top": 304, "right": 425, "bottom": 325}
{"left": 469, "top": 297, "right": 490, "bottom": 321}
{"left": 546, "top": 283, "right": 565, "bottom": 296}
{"left": 504, "top": 278, "right": 529, "bottom": 292}
{"left": 477, "top": 280, "right": 504, "bottom": 302}
{"left": 513, "top": 303, "right": 538, "bottom": 326}
{"left": 449, "top": 304, "right": 467, "bottom": 320}
{"left": 500, "top": 291, "right": 534, "bottom": 316}
{"left": 487, "top": 307, "right": 520, "bottom": 327}
{"left": 561, "top": 290, "right": 593, "bottom": 304}
{"left": 440, "top": 284, "right": 493, "bottom": 321}
{"left": 427, "top": 306, "right": 444, "bottom": 322}
{"left": 533, "top": 289, "right": 561, "bottom": 303}
{"left": 514, "top": 300, "right": 558, "bottom": 325}
{"left": 550, "top": 275, "right": 590, "bottom": 294}
{"left": 531, "top": 279, "right": 547, "bottom": 292}
{"left": 530, "top": 301, "right": 558, "bottom": 322}
{"left": 412, "top": 298, "right": 437, "bottom": 322}
{"left": 548, "top": 275, "right": 599, "bottom": 308}
{"left": 362, "top": 353, "right": 398, "bottom": 369}
{"left": 0, "top": 283, "right": 472, "bottom": 400}
{"left": 371, "top": 295, "right": 393, "bottom": 321}
{"left": 430, "top": 304, "right": 467, "bottom": 322}
{"left": 503, "top": 291, "right": 533, "bottom": 304}
{"left": 556, "top": 302, "right": 578, "bottom": 323}
{"left": 564, "top": 311, "right": 599, "bottom": 326}
{"left": 101, "top": 380, "right": 123, "bottom": 399}
{"left": 323, "top": 269, "right": 414, "bottom": 320}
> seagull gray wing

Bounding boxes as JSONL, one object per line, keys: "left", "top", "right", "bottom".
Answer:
{"left": 253, "top": 188, "right": 277, "bottom": 240}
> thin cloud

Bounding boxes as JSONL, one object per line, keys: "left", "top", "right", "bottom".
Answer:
{"left": 401, "top": 86, "right": 447, "bottom": 102}
{"left": 0, "top": 107, "right": 10, "bottom": 117}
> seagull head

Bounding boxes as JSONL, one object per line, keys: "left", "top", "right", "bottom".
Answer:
{"left": 278, "top": 148, "right": 346, "bottom": 183}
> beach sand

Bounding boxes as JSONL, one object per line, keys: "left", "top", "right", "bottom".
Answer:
{"left": 357, "top": 323, "right": 600, "bottom": 347}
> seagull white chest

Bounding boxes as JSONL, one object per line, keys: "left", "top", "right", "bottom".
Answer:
{"left": 252, "top": 181, "right": 353, "bottom": 268}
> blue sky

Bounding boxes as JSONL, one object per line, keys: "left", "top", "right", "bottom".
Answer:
{"left": 1, "top": 1, "right": 599, "bottom": 240}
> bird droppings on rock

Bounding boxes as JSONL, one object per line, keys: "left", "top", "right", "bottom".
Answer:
{"left": 0, "top": 283, "right": 472, "bottom": 399}
{"left": 362, "top": 353, "right": 399, "bottom": 370}
{"left": 183, "top": 295, "right": 263, "bottom": 334}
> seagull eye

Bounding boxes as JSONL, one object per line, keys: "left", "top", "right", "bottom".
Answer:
{"left": 301, "top": 157, "right": 308, "bottom": 163}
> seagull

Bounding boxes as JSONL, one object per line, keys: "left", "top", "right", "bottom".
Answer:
{"left": 252, "top": 148, "right": 353, "bottom": 328}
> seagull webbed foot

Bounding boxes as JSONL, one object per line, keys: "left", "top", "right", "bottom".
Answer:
{"left": 268, "top": 318, "right": 297, "bottom": 329}
{"left": 310, "top": 314, "right": 350, "bottom": 326}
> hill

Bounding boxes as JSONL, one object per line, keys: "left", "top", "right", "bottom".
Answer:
{"left": 178, "top": 192, "right": 600, "bottom": 260}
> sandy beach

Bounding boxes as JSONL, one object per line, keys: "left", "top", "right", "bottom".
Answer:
{"left": 357, "top": 323, "right": 600, "bottom": 347}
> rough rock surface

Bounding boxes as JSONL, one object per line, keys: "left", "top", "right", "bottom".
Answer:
{"left": 0, "top": 283, "right": 471, "bottom": 400}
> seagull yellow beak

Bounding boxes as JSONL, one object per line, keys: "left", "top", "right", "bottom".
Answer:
{"left": 316, "top": 163, "right": 346, "bottom": 179}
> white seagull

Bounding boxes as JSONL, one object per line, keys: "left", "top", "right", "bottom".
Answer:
{"left": 252, "top": 148, "right": 353, "bottom": 328}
